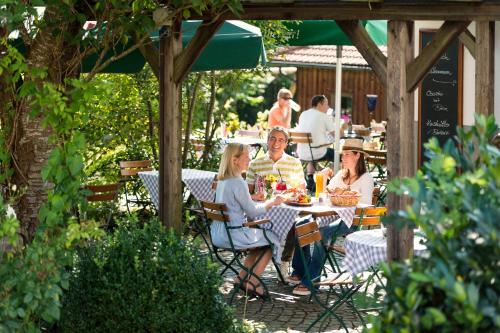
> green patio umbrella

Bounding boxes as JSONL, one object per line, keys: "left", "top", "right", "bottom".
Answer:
{"left": 81, "top": 20, "right": 266, "bottom": 73}
{"left": 285, "top": 20, "right": 387, "bottom": 46}
{"left": 282, "top": 20, "right": 387, "bottom": 172}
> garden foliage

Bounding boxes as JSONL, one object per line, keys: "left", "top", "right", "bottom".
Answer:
{"left": 0, "top": 45, "right": 103, "bottom": 332}
{"left": 367, "top": 115, "right": 499, "bottom": 332}
{"left": 60, "top": 219, "right": 240, "bottom": 333}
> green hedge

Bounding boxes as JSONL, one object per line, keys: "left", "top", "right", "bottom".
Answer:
{"left": 60, "top": 219, "right": 239, "bottom": 333}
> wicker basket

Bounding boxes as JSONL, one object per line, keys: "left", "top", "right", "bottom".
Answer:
{"left": 329, "top": 193, "right": 361, "bottom": 206}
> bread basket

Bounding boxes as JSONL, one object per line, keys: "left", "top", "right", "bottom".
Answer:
{"left": 329, "top": 193, "right": 361, "bottom": 206}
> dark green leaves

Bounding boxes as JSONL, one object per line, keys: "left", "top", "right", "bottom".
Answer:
{"left": 368, "top": 115, "right": 500, "bottom": 333}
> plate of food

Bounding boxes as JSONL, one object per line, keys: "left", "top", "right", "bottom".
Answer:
{"left": 283, "top": 188, "right": 312, "bottom": 206}
{"left": 285, "top": 201, "right": 313, "bottom": 207}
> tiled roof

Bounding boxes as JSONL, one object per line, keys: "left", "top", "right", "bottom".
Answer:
{"left": 270, "top": 45, "right": 388, "bottom": 68}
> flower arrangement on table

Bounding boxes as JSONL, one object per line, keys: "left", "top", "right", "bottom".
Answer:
{"left": 264, "top": 174, "right": 278, "bottom": 198}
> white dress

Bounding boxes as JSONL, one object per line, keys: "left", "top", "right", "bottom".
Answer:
{"left": 210, "top": 176, "right": 280, "bottom": 254}
{"left": 327, "top": 171, "right": 374, "bottom": 205}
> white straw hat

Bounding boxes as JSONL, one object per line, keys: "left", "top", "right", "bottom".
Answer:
{"left": 341, "top": 138, "right": 368, "bottom": 156}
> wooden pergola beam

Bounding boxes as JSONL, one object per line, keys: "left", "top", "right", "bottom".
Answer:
{"left": 336, "top": 20, "right": 387, "bottom": 86}
{"left": 159, "top": 18, "right": 183, "bottom": 232}
{"left": 475, "top": 21, "right": 495, "bottom": 116}
{"left": 459, "top": 28, "right": 476, "bottom": 58}
{"left": 406, "top": 21, "right": 470, "bottom": 93}
{"left": 195, "top": 3, "right": 500, "bottom": 21}
{"left": 136, "top": 34, "right": 160, "bottom": 80}
{"left": 386, "top": 20, "right": 415, "bottom": 261}
{"left": 174, "top": 18, "right": 224, "bottom": 83}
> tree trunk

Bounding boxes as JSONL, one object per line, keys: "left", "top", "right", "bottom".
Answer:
{"left": 10, "top": 7, "right": 81, "bottom": 243}
{"left": 201, "top": 71, "right": 216, "bottom": 169}
{"left": 182, "top": 73, "right": 204, "bottom": 165}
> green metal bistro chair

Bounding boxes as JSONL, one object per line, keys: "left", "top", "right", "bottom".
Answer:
{"left": 295, "top": 221, "right": 365, "bottom": 333}
{"left": 289, "top": 131, "right": 331, "bottom": 172}
{"left": 200, "top": 200, "right": 283, "bottom": 303}
{"left": 119, "top": 160, "right": 154, "bottom": 214}
{"left": 184, "top": 177, "right": 218, "bottom": 258}
{"left": 82, "top": 183, "right": 122, "bottom": 230}
{"left": 327, "top": 207, "right": 388, "bottom": 295}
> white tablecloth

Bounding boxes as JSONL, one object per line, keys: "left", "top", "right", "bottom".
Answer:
{"left": 342, "top": 229, "right": 427, "bottom": 276}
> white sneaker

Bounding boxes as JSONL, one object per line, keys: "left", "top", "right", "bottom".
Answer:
{"left": 292, "top": 284, "right": 311, "bottom": 296}
{"left": 279, "top": 261, "right": 290, "bottom": 279}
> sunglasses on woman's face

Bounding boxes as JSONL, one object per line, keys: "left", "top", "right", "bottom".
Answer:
{"left": 281, "top": 96, "right": 292, "bottom": 100}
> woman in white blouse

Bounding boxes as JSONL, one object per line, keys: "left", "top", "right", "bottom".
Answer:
{"left": 211, "top": 143, "right": 284, "bottom": 298}
{"left": 326, "top": 138, "right": 374, "bottom": 205}
{"left": 289, "top": 138, "right": 374, "bottom": 296}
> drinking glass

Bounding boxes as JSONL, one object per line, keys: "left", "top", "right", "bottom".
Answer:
{"left": 314, "top": 172, "right": 325, "bottom": 198}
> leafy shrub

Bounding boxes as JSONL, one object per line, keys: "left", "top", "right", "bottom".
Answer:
{"left": 367, "top": 115, "right": 499, "bottom": 332}
{"left": 60, "top": 218, "right": 240, "bottom": 333}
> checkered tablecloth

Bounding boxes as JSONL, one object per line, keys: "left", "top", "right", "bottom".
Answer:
{"left": 260, "top": 203, "right": 356, "bottom": 242}
{"left": 138, "top": 170, "right": 160, "bottom": 210}
{"left": 181, "top": 169, "right": 217, "bottom": 202}
{"left": 138, "top": 169, "right": 217, "bottom": 210}
{"left": 342, "top": 229, "right": 427, "bottom": 276}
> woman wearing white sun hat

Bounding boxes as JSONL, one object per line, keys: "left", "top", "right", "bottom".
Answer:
{"left": 288, "top": 138, "right": 374, "bottom": 296}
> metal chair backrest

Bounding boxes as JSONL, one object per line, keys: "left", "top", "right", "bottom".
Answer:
{"left": 119, "top": 160, "right": 153, "bottom": 177}
{"left": 85, "top": 183, "right": 121, "bottom": 202}
{"left": 353, "top": 207, "right": 387, "bottom": 227}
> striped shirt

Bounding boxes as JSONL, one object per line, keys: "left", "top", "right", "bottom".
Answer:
{"left": 246, "top": 152, "right": 305, "bottom": 190}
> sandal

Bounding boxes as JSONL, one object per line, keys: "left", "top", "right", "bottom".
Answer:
{"left": 238, "top": 281, "right": 269, "bottom": 300}
{"left": 292, "top": 284, "right": 311, "bottom": 296}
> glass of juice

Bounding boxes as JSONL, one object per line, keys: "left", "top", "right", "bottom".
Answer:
{"left": 314, "top": 172, "right": 324, "bottom": 198}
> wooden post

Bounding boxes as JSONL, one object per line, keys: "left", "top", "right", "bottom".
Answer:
{"left": 159, "top": 19, "right": 183, "bottom": 231}
{"left": 475, "top": 21, "right": 495, "bottom": 116}
{"left": 386, "top": 21, "right": 415, "bottom": 261}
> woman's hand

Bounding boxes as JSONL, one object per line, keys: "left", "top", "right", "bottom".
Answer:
{"left": 321, "top": 167, "right": 334, "bottom": 179}
{"left": 264, "top": 195, "right": 285, "bottom": 210}
{"left": 273, "top": 195, "right": 286, "bottom": 206}
{"left": 251, "top": 192, "right": 265, "bottom": 201}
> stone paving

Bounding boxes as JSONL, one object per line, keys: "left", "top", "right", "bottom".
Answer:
{"left": 218, "top": 261, "right": 382, "bottom": 333}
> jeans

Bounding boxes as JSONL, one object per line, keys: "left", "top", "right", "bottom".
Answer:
{"left": 291, "top": 219, "right": 358, "bottom": 288}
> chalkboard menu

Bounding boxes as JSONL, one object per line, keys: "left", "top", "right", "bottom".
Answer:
{"left": 418, "top": 30, "right": 463, "bottom": 165}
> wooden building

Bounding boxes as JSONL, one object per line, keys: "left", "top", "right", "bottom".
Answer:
{"left": 271, "top": 45, "right": 387, "bottom": 126}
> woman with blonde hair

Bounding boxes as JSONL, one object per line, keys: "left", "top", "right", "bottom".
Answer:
{"left": 211, "top": 143, "right": 284, "bottom": 298}
{"left": 268, "top": 88, "right": 300, "bottom": 129}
